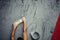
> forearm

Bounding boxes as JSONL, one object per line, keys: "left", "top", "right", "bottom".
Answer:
{"left": 23, "top": 32, "right": 27, "bottom": 40}
{"left": 11, "top": 18, "right": 23, "bottom": 40}
{"left": 22, "top": 17, "right": 27, "bottom": 40}
{"left": 11, "top": 17, "right": 27, "bottom": 40}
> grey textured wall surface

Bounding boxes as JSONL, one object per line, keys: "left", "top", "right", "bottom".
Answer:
{"left": 0, "top": 0, "right": 60, "bottom": 40}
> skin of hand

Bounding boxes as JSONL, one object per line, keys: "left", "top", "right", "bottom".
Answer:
{"left": 11, "top": 17, "right": 27, "bottom": 40}
{"left": 22, "top": 17, "right": 27, "bottom": 40}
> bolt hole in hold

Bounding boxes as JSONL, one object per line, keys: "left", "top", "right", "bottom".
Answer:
{"left": 17, "top": 37, "right": 23, "bottom": 40}
{"left": 30, "top": 31, "right": 40, "bottom": 40}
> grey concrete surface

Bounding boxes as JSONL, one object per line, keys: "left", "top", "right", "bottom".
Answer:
{"left": 0, "top": 0, "right": 60, "bottom": 40}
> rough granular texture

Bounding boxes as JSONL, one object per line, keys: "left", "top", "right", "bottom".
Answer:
{"left": 0, "top": 0, "right": 60, "bottom": 40}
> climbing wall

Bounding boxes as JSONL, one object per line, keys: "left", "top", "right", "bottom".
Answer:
{"left": 0, "top": 0, "right": 60, "bottom": 40}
